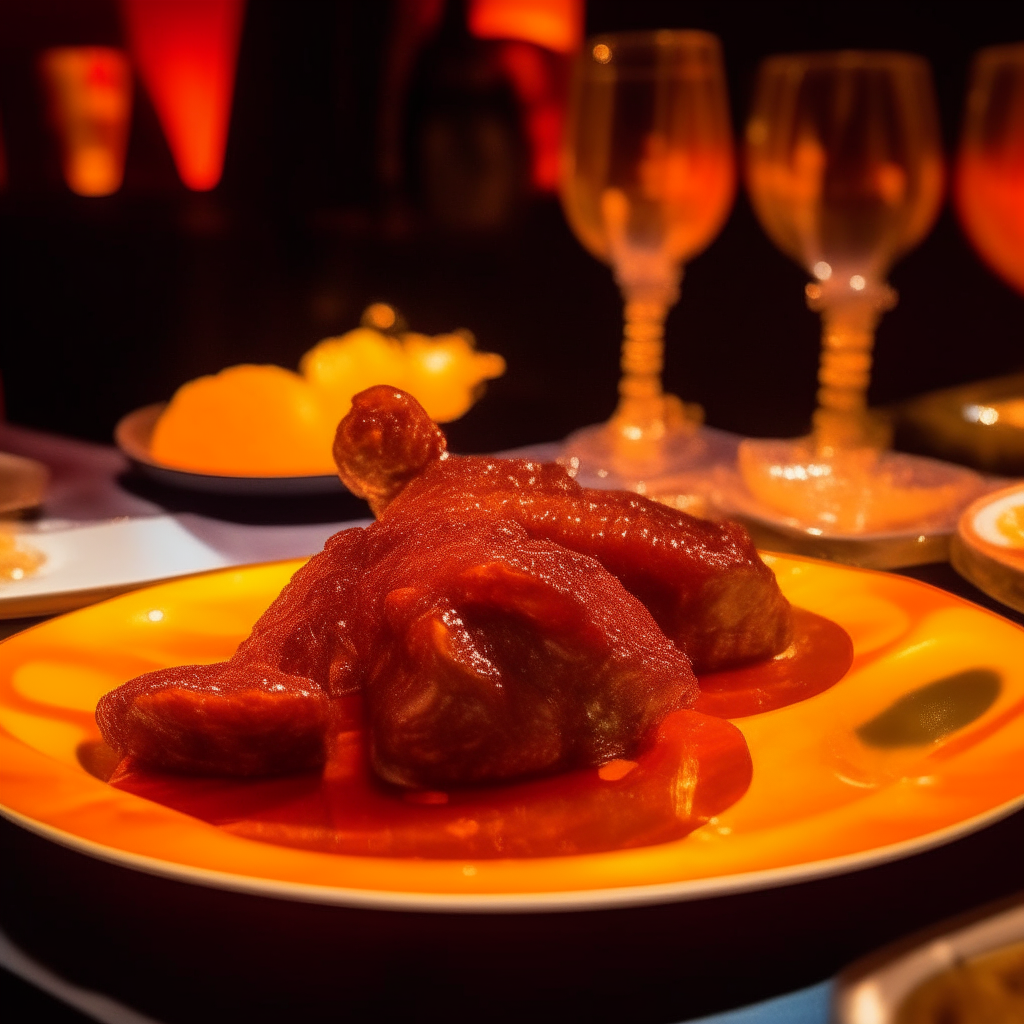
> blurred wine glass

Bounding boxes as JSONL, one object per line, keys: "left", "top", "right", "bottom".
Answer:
{"left": 955, "top": 43, "right": 1024, "bottom": 295}
{"left": 746, "top": 51, "right": 944, "bottom": 453}
{"left": 39, "top": 47, "right": 133, "bottom": 197}
{"left": 559, "top": 30, "right": 735, "bottom": 483}
{"left": 737, "top": 51, "right": 981, "bottom": 536}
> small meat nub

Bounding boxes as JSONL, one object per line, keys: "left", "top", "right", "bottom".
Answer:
{"left": 334, "top": 386, "right": 446, "bottom": 514}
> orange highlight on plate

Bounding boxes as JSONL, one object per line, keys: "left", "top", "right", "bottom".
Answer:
{"left": 38, "top": 47, "right": 133, "bottom": 197}
{"left": 120, "top": 0, "right": 246, "bottom": 191}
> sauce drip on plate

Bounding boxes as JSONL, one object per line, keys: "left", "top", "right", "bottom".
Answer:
{"left": 694, "top": 608, "right": 853, "bottom": 718}
{"left": 108, "top": 709, "right": 750, "bottom": 859}
{"left": 95, "top": 611, "right": 850, "bottom": 859}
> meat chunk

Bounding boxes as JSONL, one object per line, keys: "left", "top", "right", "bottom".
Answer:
{"left": 97, "top": 387, "right": 790, "bottom": 786}
{"left": 97, "top": 662, "right": 331, "bottom": 776}
{"left": 362, "top": 527, "right": 697, "bottom": 788}
{"left": 98, "top": 526, "right": 369, "bottom": 775}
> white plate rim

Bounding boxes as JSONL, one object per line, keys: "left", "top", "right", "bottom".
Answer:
{"left": 0, "top": 518, "right": 233, "bottom": 619}
{"left": 2, "top": 793, "right": 1021, "bottom": 916}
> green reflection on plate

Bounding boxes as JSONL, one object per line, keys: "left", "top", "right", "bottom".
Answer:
{"left": 856, "top": 670, "right": 1001, "bottom": 748}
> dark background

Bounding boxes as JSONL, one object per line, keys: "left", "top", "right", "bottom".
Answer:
{"left": 1, "top": 7, "right": 1023, "bottom": 1020}
{"left": 1, "top": 0, "right": 1022, "bottom": 457}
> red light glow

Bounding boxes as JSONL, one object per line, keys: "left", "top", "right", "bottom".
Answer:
{"left": 467, "top": 0, "right": 583, "bottom": 55}
{"left": 467, "top": 0, "right": 582, "bottom": 193}
{"left": 496, "top": 43, "right": 567, "bottom": 191}
{"left": 120, "top": 0, "right": 246, "bottom": 192}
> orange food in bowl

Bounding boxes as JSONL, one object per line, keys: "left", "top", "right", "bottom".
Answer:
{"left": 401, "top": 332, "right": 507, "bottom": 422}
{"left": 149, "top": 313, "right": 506, "bottom": 478}
{"left": 301, "top": 328, "right": 506, "bottom": 424}
{"left": 150, "top": 365, "right": 338, "bottom": 477}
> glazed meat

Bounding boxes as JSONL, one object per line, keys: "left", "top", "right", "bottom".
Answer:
{"left": 358, "top": 525, "right": 697, "bottom": 788}
{"left": 98, "top": 526, "right": 370, "bottom": 777}
{"left": 97, "top": 387, "right": 791, "bottom": 786}
{"left": 335, "top": 387, "right": 792, "bottom": 673}
{"left": 100, "top": 514, "right": 697, "bottom": 786}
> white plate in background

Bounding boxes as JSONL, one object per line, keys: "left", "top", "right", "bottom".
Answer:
{"left": 0, "top": 516, "right": 232, "bottom": 618}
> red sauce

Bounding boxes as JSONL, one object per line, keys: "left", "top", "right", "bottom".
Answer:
{"left": 108, "top": 710, "right": 750, "bottom": 859}
{"left": 693, "top": 608, "right": 853, "bottom": 718}
{"left": 97, "top": 609, "right": 849, "bottom": 859}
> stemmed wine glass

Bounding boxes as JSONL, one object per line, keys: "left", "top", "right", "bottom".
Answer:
{"left": 956, "top": 43, "right": 1024, "bottom": 295}
{"left": 738, "top": 51, "right": 980, "bottom": 535}
{"left": 559, "top": 31, "right": 735, "bottom": 485}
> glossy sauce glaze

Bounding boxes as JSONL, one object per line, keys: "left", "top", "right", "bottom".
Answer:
{"left": 694, "top": 608, "right": 853, "bottom": 718}
{"left": 109, "top": 707, "right": 750, "bottom": 859}
{"left": 100, "top": 609, "right": 851, "bottom": 859}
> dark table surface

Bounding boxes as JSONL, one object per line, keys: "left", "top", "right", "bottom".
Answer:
{"left": 1, "top": 427, "right": 1022, "bottom": 1024}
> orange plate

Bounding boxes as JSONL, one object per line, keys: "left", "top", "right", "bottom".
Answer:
{"left": 1, "top": 554, "right": 1023, "bottom": 912}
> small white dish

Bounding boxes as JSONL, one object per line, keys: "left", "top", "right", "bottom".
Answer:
{"left": 0, "top": 516, "right": 232, "bottom": 618}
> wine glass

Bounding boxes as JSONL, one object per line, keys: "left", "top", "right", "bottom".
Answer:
{"left": 38, "top": 47, "right": 133, "bottom": 197}
{"left": 737, "top": 51, "right": 981, "bottom": 536}
{"left": 956, "top": 43, "right": 1024, "bottom": 295}
{"left": 559, "top": 31, "right": 735, "bottom": 484}
{"left": 932, "top": 43, "right": 1024, "bottom": 482}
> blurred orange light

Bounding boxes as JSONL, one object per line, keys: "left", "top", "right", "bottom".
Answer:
{"left": 496, "top": 43, "right": 565, "bottom": 191}
{"left": 120, "top": 0, "right": 246, "bottom": 192}
{"left": 39, "top": 47, "right": 133, "bottom": 197}
{"left": 955, "top": 44, "right": 1024, "bottom": 295}
{"left": 467, "top": 0, "right": 583, "bottom": 55}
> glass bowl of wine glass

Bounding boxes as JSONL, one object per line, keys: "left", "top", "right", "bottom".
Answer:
{"left": 712, "top": 51, "right": 986, "bottom": 564}
{"left": 558, "top": 30, "right": 737, "bottom": 489}
{"left": 956, "top": 43, "right": 1024, "bottom": 296}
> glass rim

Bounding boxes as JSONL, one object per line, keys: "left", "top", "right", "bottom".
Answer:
{"left": 582, "top": 29, "right": 723, "bottom": 63}
{"left": 757, "top": 49, "right": 931, "bottom": 75}
{"left": 972, "top": 41, "right": 1024, "bottom": 70}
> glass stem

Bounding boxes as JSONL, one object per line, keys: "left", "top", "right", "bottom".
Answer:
{"left": 613, "top": 295, "right": 668, "bottom": 438}
{"left": 808, "top": 285, "right": 896, "bottom": 452}
{"left": 609, "top": 264, "right": 683, "bottom": 442}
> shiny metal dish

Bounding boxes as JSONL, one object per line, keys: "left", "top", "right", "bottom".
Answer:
{"left": 834, "top": 897, "right": 1024, "bottom": 1023}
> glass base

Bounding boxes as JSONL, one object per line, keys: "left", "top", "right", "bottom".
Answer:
{"left": 736, "top": 438, "right": 987, "bottom": 534}
{"left": 708, "top": 438, "right": 991, "bottom": 569}
{"left": 894, "top": 371, "right": 1024, "bottom": 477}
{"left": 560, "top": 421, "right": 740, "bottom": 494}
